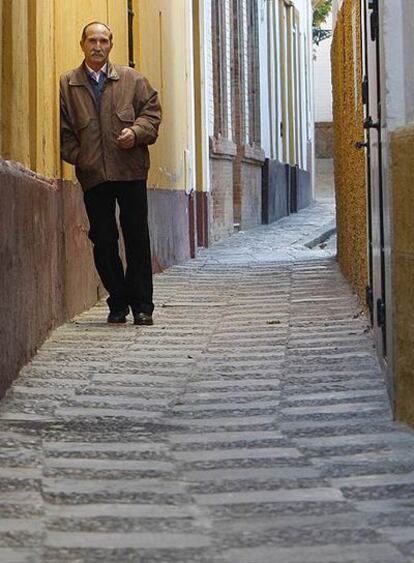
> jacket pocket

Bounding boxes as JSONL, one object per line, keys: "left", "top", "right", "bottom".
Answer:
{"left": 75, "top": 118, "right": 100, "bottom": 171}
{"left": 116, "top": 105, "right": 135, "bottom": 124}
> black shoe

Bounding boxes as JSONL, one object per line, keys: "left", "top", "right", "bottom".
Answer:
{"left": 133, "top": 311, "right": 153, "bottom": 326}
{"left": 107, "top": 307, "right": 129, "bottom": 324}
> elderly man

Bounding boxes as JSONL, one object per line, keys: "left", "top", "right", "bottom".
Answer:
{"left": 60, "top": 22, "right": 161, "bottom": 325}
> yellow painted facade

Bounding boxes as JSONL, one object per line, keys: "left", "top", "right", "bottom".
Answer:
{"left": 331, "top": 0, "right": 368, "bottom": 303}
{"left": 1, "top": 0, "right": 128, "bottom": 178}
{"left": 134, "top": 0, "right": 194, "bottom": 191}
{"left": 1, "top": 0, "right": 193, "bottom": 190}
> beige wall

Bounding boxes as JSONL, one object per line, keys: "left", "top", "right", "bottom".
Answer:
{"left": 2, "top": 1, "right": 31, "bottom": 168}
{"left": 55, "top": 1, "right": 128, "bottom": 181}
{"left": 134, "top": 0, "right": 195, "bottom": 191}
{"left": 1, "top": 0, "right": 197, "bottom": 193}
{"left": 391, "top": 125, "right": 414, "bottom": 427}
{"left": 1, "top": 0, "right": 128, "bottom": 179}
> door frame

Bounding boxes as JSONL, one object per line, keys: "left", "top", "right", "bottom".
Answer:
{"left": 361, "top": 0, "right": 393, "bottom": 402}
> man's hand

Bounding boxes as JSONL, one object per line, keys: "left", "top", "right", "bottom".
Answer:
{"left": 117, "top": 128, "right": 136, "bottom": 149}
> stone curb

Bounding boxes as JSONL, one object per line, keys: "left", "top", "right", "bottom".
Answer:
{"left": 304, "top": 220, "right": 337, "bottom": 249}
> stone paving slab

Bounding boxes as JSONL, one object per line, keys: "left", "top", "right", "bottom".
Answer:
{"left": 1, "top": 200, "right": 414, "bottom": 561}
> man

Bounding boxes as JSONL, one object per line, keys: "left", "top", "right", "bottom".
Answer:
{"left": 60, "top": 22, "right": 161, "bottom": 325}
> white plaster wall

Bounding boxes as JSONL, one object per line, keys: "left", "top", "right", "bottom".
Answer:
{"left": 297, "top": 0, "right": 315, "bottom": 178}
{"left": 241, "top": 0, "right": 250, "bottom": 144}
{"left": 379, "top": 0, "right": 414, "bottom": 131}
{"left": 258, "top": 0, "right": 272, "bottom": 158}
{"left": 402, "top": 0, "right": 414, "bottom": 124}
{"left": 199, "top": 0, "right": 212, "bottom": 192}
{"left": 224, "top": 0, "right": 233, "bottom": 140}
{"left": 381, "top": 0, "right": 405, "bottom": 132}
{"left": 258, "top": 0, "right": 315, "bottom": 167}
{"left": 313, "top": 12, "right": 333, "bottom": 122}
{"left": 205, "top": 0, "right": 214, "bottom": 137}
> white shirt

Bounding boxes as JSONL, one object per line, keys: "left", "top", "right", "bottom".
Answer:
{"left": 85, "top": 62, "right": 108, "bottom": 83}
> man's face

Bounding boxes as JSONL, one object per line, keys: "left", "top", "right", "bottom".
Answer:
{"left": 81, "top": 24, "right": 113, "bottom": 70}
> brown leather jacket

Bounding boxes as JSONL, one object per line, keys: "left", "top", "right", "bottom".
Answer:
{"left": 60, "top": 62, "right": 162, "bottom": 190}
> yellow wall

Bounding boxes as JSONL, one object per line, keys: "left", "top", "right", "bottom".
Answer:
{"left": 391, "top": 125, "right": 414, "bottom": 427}
{"left": 2, "top": 1, "right": 31, "bottom": 168}
{"left": 134, "top": 0, "right": 194, "bottom": 191}
{"left": 1, "top": 0, "right": 128, "bottom": 179}
{"left": 331, "top": 0, "right": 368, "bottom": 303}
{"left": 0, "top": 0, "right": 192, "bottom": 191}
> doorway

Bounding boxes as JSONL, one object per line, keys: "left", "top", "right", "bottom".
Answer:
{"left": 361, "top": 0, "right": 388, "bottom": 370}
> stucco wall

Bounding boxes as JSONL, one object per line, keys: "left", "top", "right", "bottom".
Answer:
{"left": 314, "top": 13, "right": 333, "bottom": 123}
{"left": 134, "top": 0, "right": 196, "bottom": 194}
{"left": 0, "top": 161, "right": 103, "bottom": 397}
{"left": 0, "top": 160, "right": 192, "bottom": 397}
{"left": 331, "top": 0, "right": 367, "bottom": 303}
{"left": 390, "top": 125, "right": 414, "bottom": 426}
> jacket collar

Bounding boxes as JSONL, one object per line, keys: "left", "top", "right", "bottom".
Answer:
{"left": 69, "top": 61, "right": 119, "bottom": 86}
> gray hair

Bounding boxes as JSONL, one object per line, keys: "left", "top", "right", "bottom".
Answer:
{"left": 81, "top": 22, "right": 113, "bottom": 42}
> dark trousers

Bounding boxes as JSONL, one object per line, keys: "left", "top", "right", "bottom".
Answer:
{"left": 83, "top": 180, "right": 153, "bottom": 314}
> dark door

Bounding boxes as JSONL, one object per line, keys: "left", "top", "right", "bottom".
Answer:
{"left": 361, "top": 0, "right": 387, "bottom": 362}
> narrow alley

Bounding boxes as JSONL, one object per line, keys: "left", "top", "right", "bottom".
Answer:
{"left": 2, "top": 196, "right": 414, "bottom": 563}
{"left": 3, "top": 1, "right": 414, "bottom": 560}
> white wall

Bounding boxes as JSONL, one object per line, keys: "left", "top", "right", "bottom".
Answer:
{"left": 258, "top": 0, "right": 271, "bottom": 157}
{"left": 258, "top": 0, "right": 314, "bottom": 168}
{"left": 205, "top": 0, "right": 214, "bottom": 137}
{"left": 402, "top": 0, "right": 414, "bottom": 124}
{"left": 313, "top": 12, "right": 333, "bottom": 122}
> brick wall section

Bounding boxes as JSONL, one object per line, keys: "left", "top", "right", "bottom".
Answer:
{"left": 209, "top": 0, "right": 236, "bottom": 240}
{"left": 240, "top": 160, "right": 263, "bottom": 230}
{"left": 231, "top": 0, "right": 265, "bottom": 230}
{"left": 209, "top": 0, "right": 265, "bottom": 238}
{"left": 210, "top": 158, "right": 234, "bottom": 241}
{"left": 209, "top": 137, "right": 237, "bottom": 241}
{"left": 331, "top": 0, "right": 368, "bottom": 304}
{"left": 235, "top": 144, "right": 265, "bottom": 229}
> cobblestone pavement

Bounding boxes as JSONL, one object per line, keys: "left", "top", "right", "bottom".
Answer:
{"left": 2, "top": 200, "right": 414, "bottom": 562}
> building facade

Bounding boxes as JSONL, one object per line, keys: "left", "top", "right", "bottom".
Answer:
{"left": 1, "top": 0, "right": 203, "bottom": 395}
{"left": 259, "top": 0, "right": 315, "bottom": 223}
{"left": 0, "top": 0, "right": 316, "bottom": 395}
{"left": 313, "top": 11, "right": 334, "bottom": 159}
{"left": 204, "top": 0, "right": 315, "bottom": 235}
{"left": 332, "top": 0, "right": 414, "bottom": 426}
